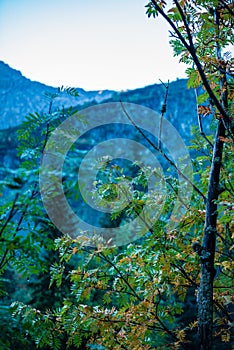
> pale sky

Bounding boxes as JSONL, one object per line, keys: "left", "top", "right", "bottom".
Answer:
{"left": 0, "top": 0, "right": 188, "bottom": 91}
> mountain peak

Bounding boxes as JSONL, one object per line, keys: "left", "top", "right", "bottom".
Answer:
{"left": 0, "top": 60, "right": 23, "bottom": 79}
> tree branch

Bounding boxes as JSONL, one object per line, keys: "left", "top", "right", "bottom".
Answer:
{"left": 194, "top": 88, "right": 214, "bottom": 148}
{"left": 120, "top": 101, "right": 207, "bottom": 202}
{"left": 151, "top": 0, "right": 232, "bottom": 136}
{"left": 158, "top": 79, "right": 169, "bottom": 150}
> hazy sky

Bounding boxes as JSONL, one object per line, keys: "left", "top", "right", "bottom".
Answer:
{"left": 0, "top": 0, "right": 188, "bottom": 90}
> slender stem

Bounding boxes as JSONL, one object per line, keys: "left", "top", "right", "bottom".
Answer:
{"left": 0, "top": 193, "right": 19, "bottom": 237}
{"left": 120, "top": 101, "right": 207, "bottom": 202}
{"left": 153, "top": 290, "right": 180, "bottom": 343}
{"left": 174, "top": 0, "right": 194, "bottom": 47}
{"left": 99, "top": 252, "right": 143, "bottom": 302}
{"left": 158, "top": 80, "right": 169, "bottom": 150}
{"left": 0, "top": 184, "right": 38, "bottom": 270}
{"left": 194, "top": 88, "right": 214, "bottom": 148}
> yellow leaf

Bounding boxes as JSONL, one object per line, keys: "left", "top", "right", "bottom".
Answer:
{"left": 221, "top": 331, "right": 230, "bottom": 342}
{"left": 72, "top": 247, "right": 78, "bottom": 254}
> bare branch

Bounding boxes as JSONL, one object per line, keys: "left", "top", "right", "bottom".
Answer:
{"left": 158, "top": 79, "right": 169, "bottom": 150}
{"left": 120, "top": 101, "right": 207, "bottom": 202}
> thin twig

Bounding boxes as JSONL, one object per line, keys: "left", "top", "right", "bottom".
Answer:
{"left": 194, "top": 88, "right": 214, "bottom": 148}
{"left": 0, "top": 193, "right": 19, "bottom": 237}
{"left": 153, "top": 289, "right": 180, "bottom": 343}
{"left": 120, "top": 101, "right": 207, "bottom": 202}
{"left": 0, "top": 184, "right": 38, "bottom": 270}
{"left": 99, "top": 251, "right": 143, "bottom": 302}
{"left": 158, "top": 79, "right": 169, "bottom": 150}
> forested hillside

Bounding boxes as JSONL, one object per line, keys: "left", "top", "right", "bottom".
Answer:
{"left": 0, "top": 60, "right": 197, "bottom": 132}
{"left": 0, "top": 61, "right": 114, "bottom": 129}
{"left": 0, "top": 62, "right": 198, "bottom": 171}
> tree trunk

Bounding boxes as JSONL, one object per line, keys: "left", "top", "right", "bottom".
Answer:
{"left": 197, "top": 5, "right": 228, "bottom": 348}
{"left": 197, "top": 119, "right": 225, "bottom": 349}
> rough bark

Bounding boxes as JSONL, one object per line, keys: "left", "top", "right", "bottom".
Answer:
{"left": 197, "top": 5, "right": 228, "bottom": 348}
{"left": 197, "top": 119, "right": 225, "bottom": 349}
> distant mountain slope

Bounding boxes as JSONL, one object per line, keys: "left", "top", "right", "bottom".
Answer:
{"left": 0, "top": 61, "right": 198, "bottom": 137}
{"left": 0, "top": 61, "right": 114, "bottom": 129}
{"left": 0, "top": 61, "right": 202, "bottom": 172}
{"left": 107, "top": 79, "right": 197, "bottom": 138}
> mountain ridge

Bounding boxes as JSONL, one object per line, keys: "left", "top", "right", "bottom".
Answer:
{"left": 0, "top": 61, "right": 114, "bottom": 129}
{"left": 0, "top": 61, "right": 197, "bottom": 138}
{"left": 0, "top": 61, "right": 202, "bottom": 171}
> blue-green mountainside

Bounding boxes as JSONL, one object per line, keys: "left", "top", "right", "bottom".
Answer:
{"left": 0, "top": 60, "right": 202, "bottom": 171}
{"left": 0, "top": 61, "right": 114, "bottom": 129}
{"left": 0, "top": 60, "right": 197, "bottom": 133}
